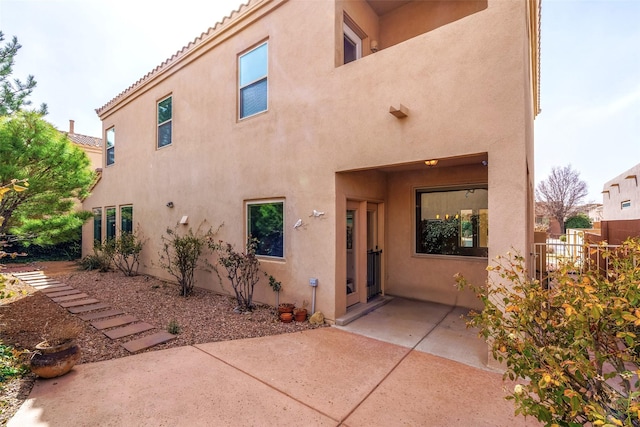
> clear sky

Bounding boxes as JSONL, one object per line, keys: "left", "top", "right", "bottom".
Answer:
{"left": 1, "top": 0, "right": 639, "bottom": 202}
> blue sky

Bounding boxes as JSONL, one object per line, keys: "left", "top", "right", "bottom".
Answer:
{"left": 1, "top": 0, "right": 639, "bottom": 202}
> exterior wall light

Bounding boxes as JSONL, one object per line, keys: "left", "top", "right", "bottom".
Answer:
{"left": 166, "top": 201, "right": 174, "bottom": 208}
{"left": 424, "top": 159, "right": 438, "bottom": 167}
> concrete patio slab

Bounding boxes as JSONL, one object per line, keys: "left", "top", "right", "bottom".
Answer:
{"left": 196, "top": 328, "right": 409, "bottom": 422}
{"left": 415, "top": 306, "right": 488, "bottom": 370}
{"left": 8, "top": 346, "right": 336, "bottom": 426}
{"left": 334, "top": 298, "right": 454, "bottom": 348}
{"left": 344, "top": 350, "right": 539, "bottom": 426}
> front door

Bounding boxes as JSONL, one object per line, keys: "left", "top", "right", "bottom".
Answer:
{"left": 346, "top": 201, "right": 383, "bottom": 308}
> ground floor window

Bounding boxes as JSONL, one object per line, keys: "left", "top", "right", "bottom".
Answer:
{"left": 121, "top": 205, "right": 133, "bottom": 234}
{"left": 247, "top": 200, "right": 284, "bottom": 258}
{"left": 106, "top": 207, "right": 116, "bottom": 240}
{"left": 93, "top": 208, "right": 102, "bottom": 244}
{"left": 416, "top": 187, "right": 488, "bottom": 257}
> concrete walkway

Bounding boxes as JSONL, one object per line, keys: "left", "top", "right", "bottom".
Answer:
{"left": 10, "top": 326, "right": 539, "bottom": 426}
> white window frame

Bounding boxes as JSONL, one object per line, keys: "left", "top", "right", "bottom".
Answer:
{"left": 157, "top": 95, "right": 172, "bottom": 148}
{"left": 343, "top": 22, "right": 362, "bottom": 64}
{"left": 246, "top": 198, "right": 285, "bottom": 259}
{"left": 106, "top": 127, "right": 115, "bottom": 166}
{"left": 238, "top": 42, "right": 268, "bottom": 120}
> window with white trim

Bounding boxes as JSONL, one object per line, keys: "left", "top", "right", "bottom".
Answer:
{"left": 106, "top": 127, "right": 115, "bottom": 165}
{"left": 343, "top": 22, "right": 362, "bottom": 64}
{"left": 247, "top": 199, "right": 284, "bottom": 258}
{"left": 621, "top": 200, "right": 631, "bottom": 209}
{"left": 157, "top": 95, "right": 172, "bottom": 148}
{"left": 239, "top": 42, "right": 268, "bottom": 119}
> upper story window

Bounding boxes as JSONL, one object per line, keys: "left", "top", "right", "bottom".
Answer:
{"left": 157, "top": 95, "right": 172, "bottom": 148}
{"left": 239, "top": 42, "right": 268, "bottom": 119}
{"left": 621, "top": 200, "right": 631, "bottom": 210}
{"left": 343, "top": 22, "right": 362, "bottom": 64}
{"left": 106, "top": 127, "right": 115, "bottom": 166}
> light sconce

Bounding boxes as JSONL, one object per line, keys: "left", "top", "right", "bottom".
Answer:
{"left": 424, "top": 159, "right": 438, "bottom": 167}
{"left": 166, "top": 201, "right": 174, "bottom": 208}
{"left": 370, "top": 40, "right": 379, "bottom": 52}
{"left": 465, "top": 189, "right": 475, "bottom": 198}
{"left": 481, "top": 160, "right": 488, "bottom": 166}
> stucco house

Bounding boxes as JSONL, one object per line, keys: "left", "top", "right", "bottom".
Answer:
{"left": 83, "top": 0, "right": 541, "bottom": 324}
{"left": 594, "top": 163, "right": 640, "bottom": 243}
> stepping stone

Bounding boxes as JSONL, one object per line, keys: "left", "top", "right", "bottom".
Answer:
{"left": 52, "top": 293, "right": 89, "bottom": 302}
{"left": 78, "top": 309, "right": 125, "bottom": 321}
{"left": 24, "top": 278, "right": 59, "bottom": 284}
{"left": 12, "top": 272, "right": 44, "bottom": 278}
{"left": 40, "top": 286, "right": 75, "bottom": 293}
{"left": 45, "top": 289, "right": 82, "bottom": 298}
{"left": 30, "top": 283, "right": 65, "bottom": 289}
{"left": 68, "top": 303, "right": 110, "bottom": 314}
{"left": 60, "top": 298, "right": 100, "bottom": 308}
{"left": 122, "top": 332, "right": 176, "bottom": 353}
{"left": 104, "top": 322, "right": 154, "bottom": 339}
{"left": 91, "top": 315, "right": 137, "bottom": 330}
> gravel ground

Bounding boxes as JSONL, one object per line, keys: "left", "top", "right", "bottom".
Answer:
{"left": 0, "top": 262, "right": 325, "bottom": 425}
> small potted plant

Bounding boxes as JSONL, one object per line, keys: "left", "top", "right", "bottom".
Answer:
{"left": 30, "top": 322, "right": 82, "bottom": 379}
{"left": 293, "top": 300, "right": 309, "bottom": 322}
{"left": 268, "top": 275, "right": 282, "bottom": 308}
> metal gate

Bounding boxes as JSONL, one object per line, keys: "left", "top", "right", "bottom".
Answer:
{"left": 367, "top": 248, "right": 382, "bottom": 301}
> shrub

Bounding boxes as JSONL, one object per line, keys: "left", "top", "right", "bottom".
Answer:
{"left": 565, "top": 213, "right": 592, "bottom": 230}
{"left": 79, "top": 240, "right": 113, "bottom": 272}
{"left": 456, "top": 238, "right": 640, "bottom": 427}
{"left": 158, "top": 224, "right": 217, "bottom": 297}
{"left": 110, "top": 230, "right": 146, "bottom": 276}
{"left": 0, "top": 341, "right": 28, "bottom": 383}
{"left": 212, "top": 238, "right": 261, "bottom": 312}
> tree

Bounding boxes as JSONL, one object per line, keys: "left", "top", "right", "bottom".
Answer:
{"left": 536, "top": 165, "right": 588, "bottom": 234}
{"left": 0, "top": 32, "right": 47, "bottom": 115}
{"left": 565, "top": 213, "right": 592, "bottom": 230}
{"left": 0, "top": 112, "right": 94, "bottom": 245}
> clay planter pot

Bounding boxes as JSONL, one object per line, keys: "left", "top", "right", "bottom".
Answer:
{"left": 280, "top": 312, "right": 293, "bottom": 323}
{"left": 278, "top": 303, "right": 295, "bottom": 314}
{"left": 30, "top": 339, "right": 81, "bottom": 379}
{"left": 293, "top": 309, "right": 308, "bottom": 322}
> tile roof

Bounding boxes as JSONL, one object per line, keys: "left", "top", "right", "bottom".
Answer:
{"left": 95, "top": 0, "right": 259, "bottom": 117}
{"left": 65, "top": 132, "right": 103, "bottom": 148}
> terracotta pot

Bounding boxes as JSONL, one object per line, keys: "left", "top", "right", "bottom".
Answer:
{"left": 279, "top": 312, "right": 293, "bottom": 323}
{"left": 294, "top": 309, "right": 307, "bottom": 322}
{"left": 30, "top": 339, "right": 81, "bottom": 379}
{"left": 278, "top": 303, "right": 295, "bottom": 314}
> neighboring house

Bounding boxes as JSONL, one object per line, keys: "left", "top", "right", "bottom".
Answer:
{"left": 593, "top": 163, "right": 640, "bottom": 244}
{"left": 83, "top": 0, "right": 541, "bottom": 324}
{"left": 64, "top": 119, "right": 102, "bottom": 172}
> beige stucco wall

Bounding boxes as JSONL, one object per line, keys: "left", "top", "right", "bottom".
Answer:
{"left": 84, "top": 0, "right": 537, "bottom": 323}
{"left": 603, "top": 163, "right": 640, "bottom": 221}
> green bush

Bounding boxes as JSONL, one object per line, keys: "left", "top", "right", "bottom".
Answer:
{"left": 456, "top": 238, "right": 640, "bottom": 426}
{"left": 0, "top": 342, "right": 27, "bottom": 383}
{"left": 158, "top": 224, "right": 218, "bottom": 297}
{"left": 565, "top": 213, "right": 592, "bottom": 230}
{"left": 110, "top": 231, "right": 146, "bottom": 276}
{"left": 212, "top": 238, "right": 262, "bottom": 312}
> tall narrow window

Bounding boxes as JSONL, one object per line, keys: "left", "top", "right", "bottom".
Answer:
{"left": 239, "top": 42, "right": 268, "bottom": 119}
{"left": 93, "top": 208, "right": 102, "bottom": 244}
{"left": 247, "top": 200, "right": 284, "bottom": 258}
{"left": 157, "top": 96, "right": 172, "bottom": 148}
{"left": 343, "top": 22, "right": 362, "bottom": 64}
{"left": 106, "top": 127, "right": 115, "bottom": 165}
{"left": 121, "top": 205, "right": 133, "bottom": 234}
{"left": 106, "top": 207, "right": 116, "bottom": 240}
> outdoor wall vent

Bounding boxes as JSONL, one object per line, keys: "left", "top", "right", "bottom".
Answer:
{"left": 180, "top": 216, "right": 189, "bottom": 225}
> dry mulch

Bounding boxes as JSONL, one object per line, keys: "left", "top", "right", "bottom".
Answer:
{"left": 0, "top": 261, "right": 324, "bottom": 425}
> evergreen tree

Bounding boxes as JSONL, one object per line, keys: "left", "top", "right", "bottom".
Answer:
{"left": 0, "top": 31, "right": 47, "bottom": 115}
{"left": 0, "top": 112, "right": 94, "bottom": 245}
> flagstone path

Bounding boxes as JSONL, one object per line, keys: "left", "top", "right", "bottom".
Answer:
{"left": 10, "top": 271, "right": 176, "bottom": 353}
